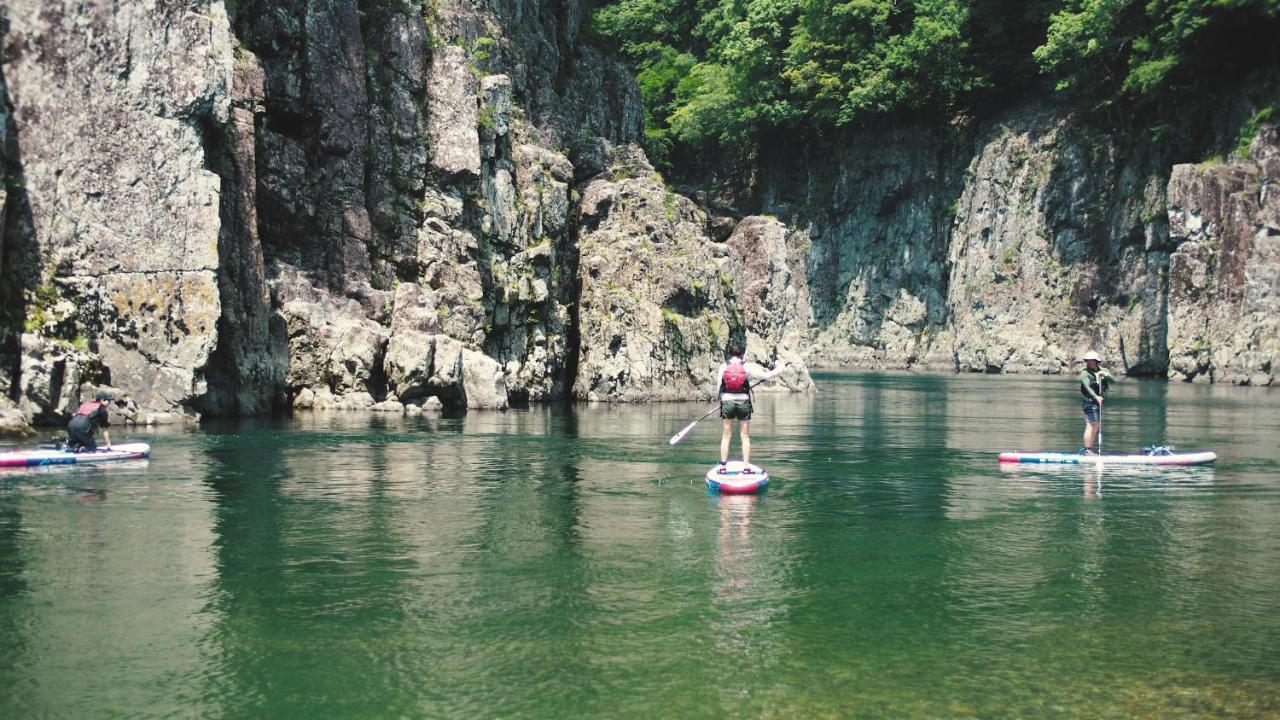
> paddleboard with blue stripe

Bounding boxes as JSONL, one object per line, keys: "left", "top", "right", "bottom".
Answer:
{"left": 998, "top": 450, "right": 1216, "bottom": 466}
{"left": 0, "top": 442, "right": 151, "bottom": 468}
{"left": 706, "top": 461, "right": 769, "bottom": 493}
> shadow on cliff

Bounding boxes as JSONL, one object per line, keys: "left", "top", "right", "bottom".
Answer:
{"left": 0, "top": 41, "right": 39, "bottom": 405}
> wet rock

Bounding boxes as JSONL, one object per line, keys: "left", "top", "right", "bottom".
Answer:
{"left": 301, "top": 389, "right": 376, "bottom": 411}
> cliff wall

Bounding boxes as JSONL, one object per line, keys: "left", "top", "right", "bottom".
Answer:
{"left": 0, "top": 0, "right": 812, "bottom": 432}
{"left": 761, "top": 97, "right": 1278, "bottom": 385}
{"left": 0, "top": 1, "right": 1274, "bottom": 434}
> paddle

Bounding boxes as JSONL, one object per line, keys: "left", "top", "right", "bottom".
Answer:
{"left": 668, "top": 404, "right": 720, "bottom": 446}
{"left": 666, "top": 361, "right": 793, "bottom": 447}
{"left": 1096, "top": 401, "right": 1103, "bottom": 456}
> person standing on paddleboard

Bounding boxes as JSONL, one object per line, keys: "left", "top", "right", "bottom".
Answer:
{"left": 1079, "top": 350, "right": 1112, "bottom": 455}
{"left": 716, "top": 344, "right": 788, "bottom": 473}
{"left": 66, "top": 391, "right": 113, "bottom": 453}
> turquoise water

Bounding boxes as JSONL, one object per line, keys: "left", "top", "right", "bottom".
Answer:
{"left": 1, "top": 371, "right": 1278, "bottom": 717}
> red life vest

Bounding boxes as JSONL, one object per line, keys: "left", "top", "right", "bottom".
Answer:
{"left": 75, "top": 401, "right": 103, "bottom": 417}
{"left": 722, "top": 360, "right": 749, "bottom": 392}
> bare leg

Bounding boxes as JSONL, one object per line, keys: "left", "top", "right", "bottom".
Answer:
{"left": 720, "top": 419, "right": 733, "bottom": 463}
{"left": 1083, "top": 421, "right": 1099, "bottom": 451}
{"left": 741, "top": 420, "right": 751, "bottom": 465}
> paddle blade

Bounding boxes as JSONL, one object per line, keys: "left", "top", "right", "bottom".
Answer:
{"left": 668, "top": 422, "right": 698, "bottom": 446}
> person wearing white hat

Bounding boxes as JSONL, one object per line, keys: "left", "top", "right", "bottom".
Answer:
{"left": 1078, "top": 350, "right": 1112, "bottom": 454}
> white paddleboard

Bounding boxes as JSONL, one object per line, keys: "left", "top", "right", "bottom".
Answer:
{"left": 997, "top": 450, "right": 1216, "bottom": 466}
{"left": 0, "top": 442, "right": 151, "bottom": 468}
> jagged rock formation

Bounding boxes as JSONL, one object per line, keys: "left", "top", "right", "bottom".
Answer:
{"left": 572, "top": 145, "right": 812, "bottom": 401}
{"left": 1167, "top": 126, "right": 1279, "bottom": 384}
{"left": 941, "top": 115, "right": 1173, "bottom": 376}
{"left": 1, "top": 0, "right": 232, "bottom": 430}
{"left": 0, "top": 0, "right": 811, "bottom": 431}
{"left": 768, "top": 106, "right": 1278, "bottom": 386}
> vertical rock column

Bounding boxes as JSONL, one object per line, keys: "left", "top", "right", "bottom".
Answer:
{"left": 196, "top": 46, "right": 286, "bottom": 416}
{"left": 0, "top": 57, "right": 36, "bottom": 435}
{"left": 1167, "top": 125, "right": 1280, "bottom": 385}
{"left": 1, "top": 0, "right": 235, "bottom": 422}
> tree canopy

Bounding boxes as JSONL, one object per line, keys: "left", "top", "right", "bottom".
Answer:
{"left": 589, "top": 0, "right": 1280, "bottom": 170}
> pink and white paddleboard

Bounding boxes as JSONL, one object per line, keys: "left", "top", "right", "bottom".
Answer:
{"left": 706, "top": 461, "right": 769, "bottom": 493}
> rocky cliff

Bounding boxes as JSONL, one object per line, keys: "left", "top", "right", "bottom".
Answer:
{"left": 1, "top": 2, "right": 1275, "bottom": 434}
{"left": 1166, "top": 126, "right": 1279, "bottom": 385}
{"left": 758, "top": 97, "right": 1278, "bottom": 386}
{"left": 0, "top": 0, "right": 813, "bottom": 433}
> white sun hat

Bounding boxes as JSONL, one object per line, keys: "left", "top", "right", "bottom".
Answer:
{"left": 1081, "top": 350, "right": 1102, "bottom": 362}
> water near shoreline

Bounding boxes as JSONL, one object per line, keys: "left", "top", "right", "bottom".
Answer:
{"left": 2, "top": 372, "right": 1278, "bottom": 717}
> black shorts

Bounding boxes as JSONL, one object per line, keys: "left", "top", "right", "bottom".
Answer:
{"left": 1082, "top": 399, "right": 1101, "bottom": 422}
{"left": 67, "top": 415, "right": 97, "bottom": 451}
{"left": 720, "top": 398, "right": 753, "bottom": 420}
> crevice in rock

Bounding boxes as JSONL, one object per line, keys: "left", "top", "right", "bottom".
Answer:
{"left": 0, "top": 56, "right": 37, "bottom": 405}
{"left": 191, "top": 53, "right": 286, "bottom": 417}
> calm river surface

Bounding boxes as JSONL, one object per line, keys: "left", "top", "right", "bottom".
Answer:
{"left": 2, "top": 371, "right": 1279, "bottom": 718}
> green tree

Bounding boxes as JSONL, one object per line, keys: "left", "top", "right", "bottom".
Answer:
{"left": 1034, "top": 0, "right": 1280, "bottom": 98}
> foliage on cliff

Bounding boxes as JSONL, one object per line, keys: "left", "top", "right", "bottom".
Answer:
{"left": 589, "top": 0, "right": 1280, "bottom": 170}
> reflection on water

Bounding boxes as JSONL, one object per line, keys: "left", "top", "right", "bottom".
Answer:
{"left": 0, "top": 372, "right": 1278, "bottom": 717}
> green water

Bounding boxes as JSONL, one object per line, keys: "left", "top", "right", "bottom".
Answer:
{"left": 1, "top": 371, "right": 1278, "bottom": 718}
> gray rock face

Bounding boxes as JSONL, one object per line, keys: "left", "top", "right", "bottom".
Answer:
{"left": 573, "top": 143, "right": 813, "bottom": 401}
{"left": 1166, "top": 126, "right": 1279, "bottom": 385}
{"left": 197, "top": 46, "right": 287, "bottom": 416}
{"left": 18, "top": 334, "right": 95, "bottom": 424}
{"left": 0, "top": 397, "right": 33, "bottom": 438}
{"left": 790, "top": 124, "right": 958, "bottom": 370}
{"left": 724, "top": 216, "right": 815, "bottom": 392}
{"left": 427, "top": 46, "right": 481, "bottom": 180}
{"left": 941, "top": 117, "right": 1170, "bottom": 376}
{"left": 272, "top": 265, "right": 390, "bottom": 404}
{"left": 2, "top": 0, "right": 232, "bottom": 424}
{"left": 773, "top": 107, "right": 1268, "bottom": 382}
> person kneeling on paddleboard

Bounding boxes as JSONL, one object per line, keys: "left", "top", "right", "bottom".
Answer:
{"left": 716, "top": 344, "right": 788, "bottom": 473}
{"left": 1078, "top": 350, "right": 1112, "bottom": 455}
{"left": 67, "top": 391, "right": 113, "bottom": 453}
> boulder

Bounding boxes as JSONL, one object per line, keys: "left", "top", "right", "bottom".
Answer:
{"left": 18, "top": 334, "right": 96, "bottom": 423}
{"left": 461, "top": 349, "right": 509, "bottom": 410}
{"left": 369, "top": 399, "right": 406, "bottom": 413}
{"left": 0, "top": 398, "right": 34, "bottom": 438}
{"left": 273, "top": 265, "right": 390, "bottom": 399}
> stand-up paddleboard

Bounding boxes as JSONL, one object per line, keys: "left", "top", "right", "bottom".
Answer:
{"left": 998, "top": 449, "right": 1216, "bottom": 466}
{"left": 706, "top": 461, "right": 769, "bottom": 493}
{"left": 0, "top": 442, "right": 151, "bottom": 468}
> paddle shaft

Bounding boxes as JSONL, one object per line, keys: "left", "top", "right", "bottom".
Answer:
{"left": 667, "top": 367, "right": 790, "bottom": 446}
{"left": 668, "top": 405, "right": 720, "bottom": 446}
